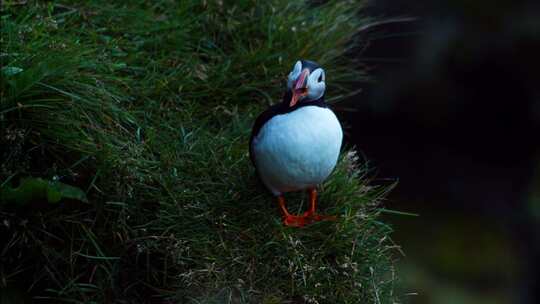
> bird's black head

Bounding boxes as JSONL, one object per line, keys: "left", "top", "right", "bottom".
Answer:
{"left": 285, "top": 60, "right": 326, "bottom": 107}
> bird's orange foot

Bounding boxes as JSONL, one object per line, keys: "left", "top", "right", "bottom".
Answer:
{"left": 283, "top": 214, "right": 308, "bottom": 227}
{"left": 303, "top": 211, "right": 337, "bottom": 223}
{"left": 300, "top": 188, "right": 338, "bottom": 224}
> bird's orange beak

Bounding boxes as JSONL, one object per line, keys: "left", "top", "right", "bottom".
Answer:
{"left": 290, "top": 69, "right": 310, "bottom": 107}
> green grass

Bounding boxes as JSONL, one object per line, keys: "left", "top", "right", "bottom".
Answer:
{"left": 1, "top": 1, "right": 397, "bottom": 303}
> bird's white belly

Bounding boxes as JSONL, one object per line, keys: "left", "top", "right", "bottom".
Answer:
{"left": 252, "top": 106, "right": 343, "bottom": 195}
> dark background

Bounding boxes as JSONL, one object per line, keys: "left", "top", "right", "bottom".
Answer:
{"left": 342, "top": 0, "right": 540, "bottom": 303}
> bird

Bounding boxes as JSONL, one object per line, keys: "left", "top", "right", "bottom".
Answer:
{"left": 249, "top": 60, "right": 343, "bottom": 227}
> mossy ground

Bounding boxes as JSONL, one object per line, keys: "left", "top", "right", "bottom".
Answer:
{"left": 1, "top": 1, "right": 398, "bottom": 303}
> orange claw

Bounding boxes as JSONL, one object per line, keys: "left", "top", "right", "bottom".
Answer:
{"left": 308, "top": 213, "right": 337, "bottom": 222}
{"left": 277, "top": 190, "right": 337, "bottom": 227}
{"left": 278, "top": 196, "right": 307, "bottom": 227}
{"left": 303, "top": 188, "right": 337, "bottom": 223}
{"left": 283, "top": 214, "right": 308, "bottom": 227}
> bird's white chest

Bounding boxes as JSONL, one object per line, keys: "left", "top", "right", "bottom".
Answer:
{"left": 252, "top": 106, "right": 343, "bottom": 195}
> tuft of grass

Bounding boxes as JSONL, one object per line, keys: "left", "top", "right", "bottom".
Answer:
{"left": 1, "top": 1, "right": 397, "bottom": 303}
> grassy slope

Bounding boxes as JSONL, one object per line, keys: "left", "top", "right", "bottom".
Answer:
{"left": 1, "top": 1, "right": 397, "bottom": 303}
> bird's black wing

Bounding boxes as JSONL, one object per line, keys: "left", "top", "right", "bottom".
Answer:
{"left": 249, "top": 102, "right": 286, "bottom": 166}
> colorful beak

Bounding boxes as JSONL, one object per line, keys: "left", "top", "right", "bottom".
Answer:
{"left": 290, "top": 68, "right": 310, "bottom": 107}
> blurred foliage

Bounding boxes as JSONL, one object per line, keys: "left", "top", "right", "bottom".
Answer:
{"left": 0, "top": 177, "right": 88, "bottom": 205}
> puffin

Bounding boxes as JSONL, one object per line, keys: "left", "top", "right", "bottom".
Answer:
{"left": 249, "top": 60, "right": 343, "bottom": 227}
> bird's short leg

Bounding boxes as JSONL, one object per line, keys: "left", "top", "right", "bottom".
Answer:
{"left": 278, "top": 195, "right": 306, "bottom": 227}
{"left": 302, "top": 188, "right": 318, "bottom": 218}
{"left": 304, "top": 188, "right": 337, "bottom": 222}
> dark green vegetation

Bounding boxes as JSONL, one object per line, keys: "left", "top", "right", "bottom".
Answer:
{"left": 1, "top": 1, "right": 397, "bottom": 303}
